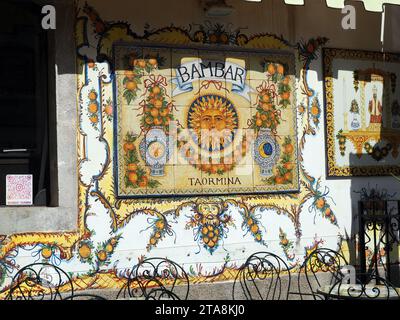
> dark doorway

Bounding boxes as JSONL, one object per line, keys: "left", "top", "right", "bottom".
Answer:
{"left": 0, "top": 1, "right": 56, "bottom": 206}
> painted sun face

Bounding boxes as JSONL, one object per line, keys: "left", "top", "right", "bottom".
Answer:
{"left": 188, "top": 95, "right": 238, "bottom": 153}
{"left": 200, "top": 109, "right": 227, "bottom": 131}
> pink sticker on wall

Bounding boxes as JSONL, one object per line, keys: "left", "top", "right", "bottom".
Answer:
{"left": 6, "top": 175, "right": 33, "bottom": 206}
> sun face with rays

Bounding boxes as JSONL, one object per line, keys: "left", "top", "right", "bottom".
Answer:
{"left": 184, "top": 95, "right": 244, "bottom": 175}
{"left": 188, "top": 95, "right": 238, "bottom": 151}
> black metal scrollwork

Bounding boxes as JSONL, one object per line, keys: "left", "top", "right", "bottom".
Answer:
{"left": 6, "top": 263, "right": 74, "bottom": 300}
{"left": 117, "top": 257, "right": 189, "bottom": 300}
{"left": 232, "top": 252, "right": 291, "bottom": 300}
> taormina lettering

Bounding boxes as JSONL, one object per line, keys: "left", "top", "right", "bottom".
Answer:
{"left": 188, "top": 177, "right": 242, "bottom": 186}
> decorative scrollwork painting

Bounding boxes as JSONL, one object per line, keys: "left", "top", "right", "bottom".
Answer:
{"left": 324, "top": 48, "right": 400, "bottom": 177}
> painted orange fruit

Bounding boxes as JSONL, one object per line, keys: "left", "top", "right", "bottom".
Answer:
{"left": 325, "top": 208, "right": 332, "bottom": 216}
{"left": 90, "top": 115, "right": 98, "bottom": 123}
{"left": 88, "top": 91, "right": 97, "bottom": 101}
{"left": 88, "top": 103, "right": 98, "bottom": 113}
{"left": 267, "top": 64, "right": 276, "bottom": 75}
{"left": 284, "top": 172, "right": 293, "bottom": 181}
{"left": 145, "top": 116, "right": 154, "bottom": 125}
{"left": 78, "top": 244, "right": 91, "bottom": 259}
{"left": 247, "top": 218, "right": 254, "bottom": 226}
{"left": 256, "top": 119, "right": 263, "bottom": 127}
{"left": 208, "top": 240, "right": 215, "bottom": 248}
{"left": 104, "top": 104, "right": 113, "bottom": 116}
{"left": 261, "top": 103, "right": 272, "bottom": 112}
{"left": 284, "top": 162, "right": 294, "bottom": 170}
{"left": 127, "top": 163, "right": 138, "bottom": 171}
{"left": 160, "top": 109, "right": 169, "bottom": 117}
{"left": 282, "top": 76, "right": 290, "bottom": 86}
{"left": 209, "top": 34, "right": 218, "bottom": 43}
{"left": 105, "top": 244, "right": 114, "bottom": 253}
{"left": 260, "top": 114, "right": 267, "bottom": 121}
{"left": 150, "top": 237, "right": 157, "bottom": 245}
{"left": 155, "top": 220, "right": 165, "bottom": 230}
{"left": 210, "top": 166, "right": 218, "bottom": 174}
{"left": 152, "top": 86, "right": 161, "bottom": 95}
{"left": 311, "top": 105, "right": 320, "bottom": 116}
{"left": 154, "top": 231, "right": 161, "bottom": 239}
{"left": 154, "top": 100, "right": 163, "bottom": 109}
{"left": 41, "top": 247, "right": 53, "bottom": 259}
{"left": 139, "top": 177, "right": 148, "bottom": 188}
{"left": 316, "top": 198, "right": 326, "bottom": 209}
{"left": 123, "top": 143, "right": 135, "bottom": 152}
{"left": 250, "top": 224, "right": 259, "bottom": 234}
{"left": 97, "top": 250, "right": 107, "bottom": 261}
{"left": 124, "top": 70, "right": 135, "bottom": 79}
{"left": 135, "top": 59, "right": 146, "bottom": 68}
{"left": 284, "top": 144, "right": 294, "bottom": 154}
{"left": 261, "top": 94, "right": 271, "bottom": 103}
{"left": 275, "top": 176, "right": 284, "bottom": 184}
{"left": 281, "top": 92, "right": 290, "bottom": 100}
{"left": 148, "top": 58, "right": 158, "bottom": 66}
{"left": 150, "top": 108, "right": 159, "bottom": 117}
{"left": 220, "top": 33, "right": 229, "bottom": 44}
{"left": 277, "top": 64, "right": 284, "bottom": 75}
{"left": 154, "top": 117, "right": 162, "bottom": 125}
{"left": 281, "top": 238, "right": 289, "bottom": 246}
{"left": 125, "top": 81, "right": 137, "bottom": 91}
{"left": 128, "top": 172, "right": 138, "bottom": 184}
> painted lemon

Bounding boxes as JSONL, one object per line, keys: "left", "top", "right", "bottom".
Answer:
{"left": 316, "top": 198, "right": 326, "bottom": 209}
{"left": 88, "top": 91, "right": 97, "bottom": 101}
{"left": 325, "top": 208, "right": 332, "bottom": 216}
{"left": 127, "top": 163, "right": 138, "bottom": 171}
{"left": 148, "top": 58, "right": 158, "bottom": 66}
{"left": 88, "top": 103, "right": 98, "bottom": 113}
{"left": 97, "top": 250, "right": 107, "bottom": 262}
{"left": 250, "top": 224, "right": 259, "bottom": 234}
{"left": 41, "top": 247, "right": 53, "bottom": 259}
{"left": 152, "top": 86, "right": 161, "bottom": 95}
{"left": 155, "top": 220, "right": 165, "bottom": 230}
{"left": 125, "top": 81, "right": 137, "bottom": 91}
{"left": 79, "top": 244, "right": 92, "bottom": 259}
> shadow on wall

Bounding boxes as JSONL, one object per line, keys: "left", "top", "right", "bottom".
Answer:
{"left": 346, "top": 75, "right": 400, "bottom": 285}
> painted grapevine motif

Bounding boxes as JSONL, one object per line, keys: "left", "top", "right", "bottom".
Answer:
{"left": 186, "top": 202, "right": 234, "bottom": 254}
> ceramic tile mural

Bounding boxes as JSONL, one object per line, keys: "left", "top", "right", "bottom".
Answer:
{"left": 114, "top": 45, "right": 298, "bottom": 196}
{"left": 1, "top": 0, "right": 381, "bottom": 298}
{"left": 324, "top": 48, "right": 400, "bottom": 176}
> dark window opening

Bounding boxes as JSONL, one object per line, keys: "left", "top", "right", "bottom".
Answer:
{"left": 0, "top": 1, "right": 57, "bottom": 206}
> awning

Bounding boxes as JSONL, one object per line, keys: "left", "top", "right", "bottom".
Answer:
{"left": 244, "top": 0, "right": 400, "bottom": 12}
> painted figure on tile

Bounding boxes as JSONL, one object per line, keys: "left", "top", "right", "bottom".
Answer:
{"left": 368, "top": 85, "right": 383, "bottom": 125}
{"left": 349, "top": 99, "right": 360, "bottom": 130}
